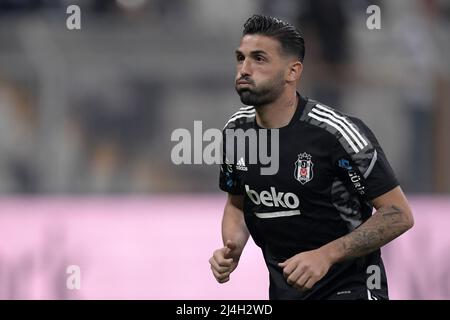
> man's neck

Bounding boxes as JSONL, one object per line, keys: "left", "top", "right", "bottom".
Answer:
{"left": 254, "top": 90, "right": 298, "bottom": 129}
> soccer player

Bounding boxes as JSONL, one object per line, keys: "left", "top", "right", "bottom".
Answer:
{"left": 209, "top": 15, "right": 414, "bottom": 300}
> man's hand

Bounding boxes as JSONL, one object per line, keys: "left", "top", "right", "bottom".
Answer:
{"left": 209, "top": 240, "right": 239, "bottom": 283}
{"left": 278, "top": 248, "right": 333, "bottom": 292}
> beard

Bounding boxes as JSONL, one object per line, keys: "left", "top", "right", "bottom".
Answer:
{"left": 235, "top": 71, "right": 285, "bottom": 107}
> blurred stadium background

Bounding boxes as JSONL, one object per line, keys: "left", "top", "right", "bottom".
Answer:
{"left": 0, "top": 0, "right": 449, "bottom": 299}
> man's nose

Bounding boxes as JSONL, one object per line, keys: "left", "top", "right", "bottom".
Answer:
{"left": 239, "top": 59, "right": 252, "bottom": 77}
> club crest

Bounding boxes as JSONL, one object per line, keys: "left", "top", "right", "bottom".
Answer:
{"left": 294, "top": 153, "right": 313, "bottom": 184}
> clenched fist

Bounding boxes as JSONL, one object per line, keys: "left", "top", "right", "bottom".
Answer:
{"left": 209, "top": 240, "right": 239, "bottom": 283}
{"left": 278, "top": 248, "right": 333, "bottom": 292}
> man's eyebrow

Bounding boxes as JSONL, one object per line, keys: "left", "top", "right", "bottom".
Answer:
{"left": 235, "top": 49, "right": 269, "bottom": 56}
{"left": 250, "top": 50, "right": 269, "bottom": 56}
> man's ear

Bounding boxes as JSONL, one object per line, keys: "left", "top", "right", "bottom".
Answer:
{"left": 287, "top": 61, "right": 303, "bottom": 82}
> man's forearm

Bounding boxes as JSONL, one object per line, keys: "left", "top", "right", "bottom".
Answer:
{"left": 222, "top": 205, "right": 250, "bottom": 258}
{"left": 321, "top": 205, "right": 413, "bottom": 264}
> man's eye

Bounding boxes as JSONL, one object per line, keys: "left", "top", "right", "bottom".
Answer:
{"left": 237, "top": 55, "right": 244, "bottom": 62}
{"left": 256, "top": 56, "right": 265, "bottom": 62}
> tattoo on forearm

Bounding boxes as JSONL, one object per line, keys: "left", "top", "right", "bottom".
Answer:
{"left": 340, "top": 205, "right": 408, "bottom": 259}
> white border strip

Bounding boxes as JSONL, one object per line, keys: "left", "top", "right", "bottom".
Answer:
{"left": 224, "top": 113, "right": 255, "bottom": 128}
{"left": 364, "top": 149, "right": 378, "bottom": 179}
{"left": 254, "top": 210, "right": 301, "bottom": 219}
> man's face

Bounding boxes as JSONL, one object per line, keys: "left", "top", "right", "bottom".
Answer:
{"left": 235, "top": 34, "right": 290, "bottom": 106}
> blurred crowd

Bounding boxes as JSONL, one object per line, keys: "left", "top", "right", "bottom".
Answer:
{"left": 0, "top": 0, "right": 449, "bottom": 194}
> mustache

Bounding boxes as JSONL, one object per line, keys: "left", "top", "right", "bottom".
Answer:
{"left": 236, "top": 76, "right": 255, "bottom": 85}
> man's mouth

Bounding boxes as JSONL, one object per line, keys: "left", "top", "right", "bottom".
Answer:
{"left": 237, "top": 80, "right": 253, "bottom": 85}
